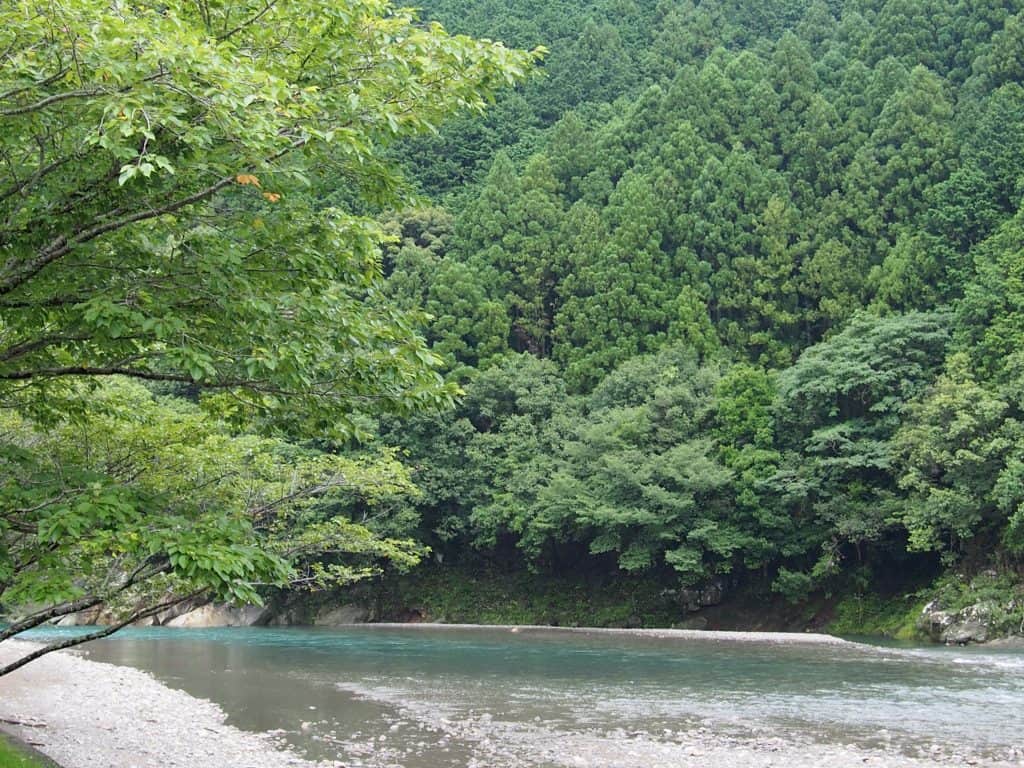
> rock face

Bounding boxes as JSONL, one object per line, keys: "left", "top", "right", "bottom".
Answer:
{"left": 698, "top": 579, "right": 725, "bottom": 607}
{"left": 54, "top": 606, "right": 128, "bottom": 627}
{"left": 312, "top": 603, "right": 369, "bottom": 626}
{"left": 266, "top": 607, "right": 305, "bottom": 626}
{"left": 919, "top": 600, "right": 955, "bottom": 641}
{"left": 943, "top": 619, "right": 988, "bottom": 645}
{"left": 672, "top": 577, "right": 727, "bottom": 614}
{"left": 52, "top": 597, "right": 259, "bottom": 628}
{"left": 152, "top": 597, "right": 208, "bottom": 626}
{"left": 165, "top": 603, "right": 270, "bottom": 628}
{"left": 48, "top": 597, "right": 373, "bottom": 629}
{"left": 55, "top": 610, "right": 98, "bottom": 627}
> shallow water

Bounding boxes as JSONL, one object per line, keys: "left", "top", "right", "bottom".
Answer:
{"left": 23, "top": 625, "right": 1024, "bottom": 766}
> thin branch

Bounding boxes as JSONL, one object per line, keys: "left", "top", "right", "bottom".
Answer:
{"left": 0, "top": 156, "right": 69, "bottom": 205}
{"left": 0, "top": 88, "right": 104, "bottom": 117}
{"left": 249, "top": 476, "right": 346, "bottom": 522}
{"left": 0, "top": 334, "right": 91, "bottom": 363}
{"left": 0, "top": 595, "right": 106, "bottom": 643}
{"left": 217, "top": 0, "right": 280, "bottom": 40}
{"left": 0, "top": 365, "right": 235, "bottom": 384}
{"left": 0, "top": 557, "right": 171, "bottom": 643}
{"left": 1, "top": 67, "right": 170, "bottom": 118}
{"left": 0, "top": 66, "right": 70, "bottom": 102}
{"left": 0, "top": 295, "right": 87, "bottom": 309}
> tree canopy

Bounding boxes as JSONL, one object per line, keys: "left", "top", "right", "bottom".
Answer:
{"left": 0, "top": 0, "right": 538, "bottom": 673}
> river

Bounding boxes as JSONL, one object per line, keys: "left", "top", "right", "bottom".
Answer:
{"left": 24, "top": 625, "right": 1024, "bottom": 767}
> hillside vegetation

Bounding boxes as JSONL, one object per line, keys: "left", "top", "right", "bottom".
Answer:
{"left": 360, "top": 0, "right": 1024, "bottom": 630}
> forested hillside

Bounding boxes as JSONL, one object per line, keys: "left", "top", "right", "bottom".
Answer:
{"left": 360, "top": 0, "right": 1024, "bottom": 631}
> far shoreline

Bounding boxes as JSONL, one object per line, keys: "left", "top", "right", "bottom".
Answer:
{"left": 313, "top": 621, "right": 854, "bottom": 645}
{"left": 16, "top": 618, "right": 856, "bottom": 646}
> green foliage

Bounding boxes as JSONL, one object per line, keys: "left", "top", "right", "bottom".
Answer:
{"left": 9, "top": 0, "right": 1024, "bottom": 643}
{"left": 895, "top": 353, "right": 1022, "bottom": 552}
{"left": 0, "top": 380, "right": 424, "bottom": 619}
{"left": 772, "top": 568, "right": 817, "bottom": 604}
{"left": 0, "top": 0, "right": 539, "bottom": 436}
{"left": 959, "top": 209, "right": 1024, "bottom": 382}
{"left": 0, "top": 736, "right": 50, "bottom": 768}
{"left": 826, "top": 593, "right": 926, "bottom": 639}
{"left": 372, "top": 565, "right": 682, "bottom": 627}
{"left": 0, "top": 0, "right": 539, "bottom": 661}
{"left": 770, "top": 312, "right": 952, "bottom": 575}
{"left": 363, "top": 0, "right": 1024, "bottom": 632}
{"left": 928, "top": 571, "right": 1024, "bottom": 636}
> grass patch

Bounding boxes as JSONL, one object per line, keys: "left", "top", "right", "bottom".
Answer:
{"left": 826, "top": 592, "right": 927, "bottom": 640}
{"left": 0, "top": 735, "right": 50, "bottom": 768}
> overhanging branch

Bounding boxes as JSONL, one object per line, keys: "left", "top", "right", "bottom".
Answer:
{"left": 0, "top": 140, "right": 303, "bottom": 298}
{"left": 0, "top": 589, "right": 207, "bottom": 678}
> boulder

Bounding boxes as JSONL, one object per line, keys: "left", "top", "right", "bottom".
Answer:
{"left": 54, "top": 606, "right": 114, "bottom": 626}
{"left": 266, "top": 605, "right": 312, "bottom": 626}
{"left": 676, "top": 579, "right": 726, "bottom": 613}
{"left": 313, "top": 603, "right": 369, "bottom": 626}
{"left": 51, "top": 594, "right": 207, "bottom": 628}
{"left": 165, "top": 603, "right": 269, "bottom": 628}
{"left": 941, "top": 619, "right": 988, "bottom": 645}
{"left": 920, "top": 600, "right": 955, "bottom": 642}
{"left": 679, "top": 588, "right": 702, "bottom": 613}
{"left": 941, "top": 601, "right": 998, "bottom": 644}
{"left": 698, "top": 578, "right": 725, "bottom": 607}
{"left": 55, "top": 610, "right": 96, "bottom": 627}
{"left": 154, "top": 597, "right": 207, "bottom": 626}
{"left": 922, "top": 599, "right": 1000, "bottom": 645}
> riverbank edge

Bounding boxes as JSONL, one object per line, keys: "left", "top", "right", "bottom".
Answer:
{"left": 37, "top": 565, "right": 1024, "bottom": 645}
{"left": 334, "top": 565, "right": 1024, "bottom": 645}
{"left": 337, "top": 622, "right": 852, "bottom": 644}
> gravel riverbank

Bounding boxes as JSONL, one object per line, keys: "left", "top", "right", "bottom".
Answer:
{"left": 0, "top": 640, "right": 336, "bottom": 768}
{"left": 1, "top": 634, "right": 1021, "bottom": 768}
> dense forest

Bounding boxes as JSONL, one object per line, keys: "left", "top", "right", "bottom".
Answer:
{"left": 360, "top": 0, "right": 1024, "bottom": 625}
{"left": 1, "top": 0, "right": 1023, "bottom": 652}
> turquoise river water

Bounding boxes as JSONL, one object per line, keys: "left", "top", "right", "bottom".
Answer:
{"left": 23, "top": 625, "right": 1024, "bottom": 766}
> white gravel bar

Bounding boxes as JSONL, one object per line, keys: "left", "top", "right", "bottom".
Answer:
{"left": 0, "top": 640, "right": 336, "bottom": 768}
